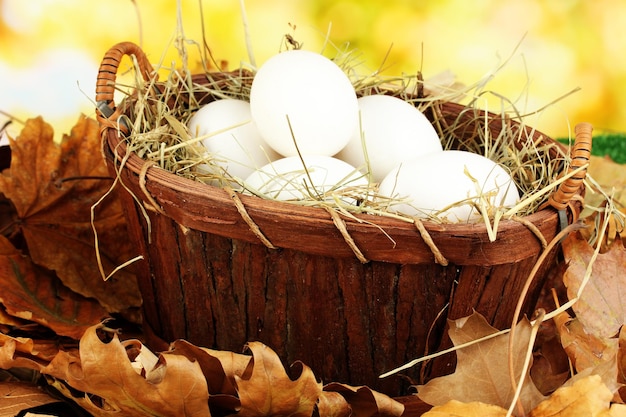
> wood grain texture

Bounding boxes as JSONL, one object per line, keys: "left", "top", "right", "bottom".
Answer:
{"left": 110, "top": 177, "right": 558, "bottom": 395}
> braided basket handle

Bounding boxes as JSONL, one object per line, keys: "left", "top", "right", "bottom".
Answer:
{"left": 95, "top": 42, "right": 155, "bottom": 131}
{"left": 548, "top": 122, "right": 593, "bottom": 213}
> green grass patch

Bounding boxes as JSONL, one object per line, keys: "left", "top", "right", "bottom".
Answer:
{"left": 558, "top": 133, "right": 626, "bottom": 164}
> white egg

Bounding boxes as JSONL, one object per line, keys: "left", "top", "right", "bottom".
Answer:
{"left": 378, "top": 150, "right": 519, "bottom": 223}
{"left": 336, "top": 94, "right": 443, "bottom": 182}
{"left": 249, "top": 50, "right": 359, "bottom": 157}
{"left": 188, "top": 99, "right": 279, "bottom": 179}
{"left": 244, "top": 155, "right": 367, "bottom": 202}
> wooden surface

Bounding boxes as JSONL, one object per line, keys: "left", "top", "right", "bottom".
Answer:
{"left": 113, "top": 174, "right": 557, "bottom": 395}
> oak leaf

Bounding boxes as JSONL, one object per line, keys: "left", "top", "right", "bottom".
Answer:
{"left": 0, "top": 116, "right": 141, "bottom": 314}
{"left": 170, "top": 339, "right": 250, "bottom": 396}
{"left": 321, "top": 383, "right": 405, "bottom": 417}
{"left": 1, "top": 322, "right": 405, "bottom": 417}
{"left": 168, "top": 339, "right": 244, "bottom": 414}
{"left": 0, "top": 332, "right": 63, "bottom": 372}
{"left": 0, "top": 235, "right": 108, "bottom": 339}
{"left": 316, "top": 391, "right": 352, "bottom": 417}
{"left": 416, "top": 312, "right": 545, "bottom": 415}
{"left": 43, "top": 324, "right": 211, "bottom": 417}
{"left": 235, "top": 342, "right": 322, "bottom": 417}
{"left": 169, "top": 340, "right": 404, "bottom": 417}
{"left": 562, "top": 232, "right": 626, "bottom": 338}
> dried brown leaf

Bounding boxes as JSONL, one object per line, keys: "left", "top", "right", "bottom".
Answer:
{"left": 528, "top": 374, "right": 617, "bottom": 417}
{"left": 235, "top": 342, "right": 322, "bottom": 417}
{"left": 168, "top": 339, "right": 243, "bottom": 414}
{"left": 316, "top": 391, "right": 352, "bottom": 417}
{"left": 416, "top": 312, "right": 545, "bottom": 415}
{"left": 554, "top": 309, "right": 618, "bottom": 373}
{"left": 531, "top": 353, "right": 570, "bottom": 397}
{"left": 169, "top": 341, "right": 404, "bottom": 417}
{"left": 0, "top": 116, "right": 141, "bottom": 314}
{"left": 422, "top": 400, "right": 508, "bottom": 417}
{"left": 0, "top": 332, "right": 61, "bottom": 366}
{"left": 586, "top": 156, "right": 626, "bottom": 215}
{"left": 0, "top": 381, "right": 59, "bottom": 415}
{"left": 170, "top": 339, "right": 251, "bottom": 396}
{"left": 322, "top": 382, "right": 404, "bottom": 417}
{"left": 578, "top": 155, "right": 626, "bottom": 254}
{"left": 43, "top": 324, "right": 211, "bottom": 417}
{"left": 562, "top": 232, "right": 626, "bottom": 338}
{"left": 0, "top": 304, "right": 33, "bottom": 330}
{"left": 616, "top": 326, "right": 626, "bottom": 403}
{"left": 530, "top": 323, "right": 570, "bottom": 395}
{"left": 608, "top": 404, "right": 626, "bottom": 417}
{"left": 0, "top": 338, "right": 61, "bottom": 380}
{"left": 0, "top": 235, "right": 108, "bottom": 339}
{"left": 421, "top": 376, "right": 625, "bottom": 417}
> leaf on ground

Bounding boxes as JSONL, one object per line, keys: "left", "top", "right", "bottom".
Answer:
{"left": 421, "top": 375, "right": 626, "bottom": 417}
{"left": 553, "top": 308, "right": 618, "bottom": 373}
{"left": 416, "top": 312, "right": 545, "bottom": 415}
{"left": 170, "top": 341, "right": 404, "bottom": 417}
{"left": 235, "top": 342, "right": 322, "bottom": 417}
{"left": 170, "top": 339, "right": 251, "bottom": 395}
{"left": 421, "top": 400, "right": 508, "bottom": 417}
{"left": 617, "top": 326, "right": 626, "bottom": 403}
{"left": 530, "top": 322, "right": 570, "bottom": 395}
{"left": 562, "top": 232, "right": 626, "bottom": 338}
{"left": 0, "top": 116, "right": 141, "bottom": 314}
{"left": 43, "top": 324, "right": 211, "bottom": 417}
{"left": 586, "top": 155, "right": 626, "bottom": 213}
{"left": 1, "top": 323, "right": 404, "bottom": 417}
{"left": 0, "top": 332, "right": 64, "bottom": 375}
{"left": 0, "top": 235, "right": 108, "bottom": 339}
{"left": 580, "top": 155, "right": 626, "bottom": 250}
{"left": 321, "top": 383, "right": 405, "bottom": 417}
{"left": 168, "top": 339, "right": 243, "bottom": 414}
{"left": 608, "top": 405, "right": 626, "bottom": 417}
{"left": 0, "top": 303, "right": 32, "bottom": 330}
{"left": 0, "top": 381, "right": 60, "bottom": 415}
{"left": 528, "top": 374, "right": 620, "bottom": 417}
{"left": 316, "top": 391, "right": 352, "bottom": 417}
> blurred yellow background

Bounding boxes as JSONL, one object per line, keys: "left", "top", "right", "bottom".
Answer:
{"left": 0, "top": 0, "right": 624, "bottom": 140}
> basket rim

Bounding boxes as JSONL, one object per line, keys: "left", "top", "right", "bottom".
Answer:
{"left": 102, "top": 101, "right": 569, "bottom": 266}
{"left": 94, "top": 41, "right": 581, "bottom": 265}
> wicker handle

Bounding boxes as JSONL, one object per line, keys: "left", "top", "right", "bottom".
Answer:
{"left": 95, "top": 41, "right": 155, "bottom": 131}
{"left": 548, "top": 122, "right": 593, "bottom": 212}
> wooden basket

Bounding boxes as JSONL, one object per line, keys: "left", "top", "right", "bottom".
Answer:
{"left": 96, "top": 42, "right": 591, "bottom": 396}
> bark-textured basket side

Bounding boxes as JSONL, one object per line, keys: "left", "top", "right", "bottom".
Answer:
{"left": 97, "top": 42, "right": 589, "bottom": 396}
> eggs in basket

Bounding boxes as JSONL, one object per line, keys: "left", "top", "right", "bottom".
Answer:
{"left": 187, "top": 49, "right": 519, "bottom": 223}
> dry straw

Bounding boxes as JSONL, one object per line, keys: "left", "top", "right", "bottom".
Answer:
{"left": 108, "top": 29, "right": 583, "bottom": 245}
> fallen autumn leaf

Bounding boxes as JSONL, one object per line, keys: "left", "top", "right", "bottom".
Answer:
{"left": 0, "top": 116, "right": 141, "bottom": 315}
{"left": 416, "top": 312, "right": 545, "bottom": 415}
